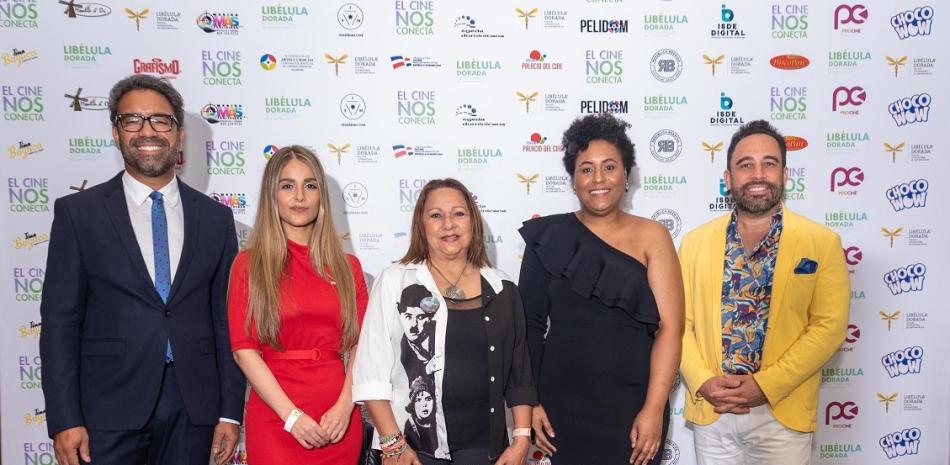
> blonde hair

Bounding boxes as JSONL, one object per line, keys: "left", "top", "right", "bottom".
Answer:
{"left": 242, "top": 145, "right": 358, "bottom": 352}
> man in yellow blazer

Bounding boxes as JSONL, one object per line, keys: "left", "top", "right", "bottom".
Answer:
{"left": 679, "top": 120, "right": 850, "bottom": 465}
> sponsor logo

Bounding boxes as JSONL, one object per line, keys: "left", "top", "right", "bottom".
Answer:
{"left": 18, "top": 320, "right": 41, "bottom": 339}
{"left": 878, "top": 392, "right": 898, "bottom": 412}
{"left": 1, "top": 84, "right": 44, "bottom": 121}
{"left": 209, "top": 192, "right": 247, "bottom": 215}
{"left": 830, "top": 166, "right": 863, "bottom": 194}
{"left": 338, "top": 3, "right": 364, "bottom": 36}
{"left": 585, "top": 49, "right": 623, "bottom": 84}
{"left": 886, "top": 55, "right": 907, "bottom": 76}
{"left": 152, "top": 10, "right": 182, "bottom": 31}
{"left": 711, "top": 4, "right": 746, "bottom": 38}
{"left": 517, "top": 173, "right": 540, "bottom": 194}
{"left": 580, "top": 19, "right": 629, "bottom": 33}
{"left": 455, "top": 14, "right": 504, "bottom": 38}
{"left": 642, "top": 174, "right": 687, "bottom": 196}
{"left": 7, "top": 177, "right": 48, "bottom": 213}
{"left": 880, "top": 310, "right": 901, "bottom": 331}
{"left": 205, "top": 140, "right": 245, "bottom": 175}
{"left": 883, "top": 263, "right": 926, "bottom": 295}
{"left": 888, "top": 93, "right": 931, "bottom": 127}
{"left": 2, "top": 47, "right": 39, "bottom": 67}
{"left": 516, "top": 8, "right": 537, "bottom": 30}
{"left": 62, "top": 2, "right": 110, "bottom": 18}
{"left": 828, "top": 50, "right": 872, "bottom": 73}
{"left": 902, "top": 394, "right": 926, "bottom": 412}
{"left": 516, "top": 91, "right": 539, "bottom": 113}
{"left": 13, "top": 266, "right": 43, "bottom": 302}
{"left": 395, "top": 0, "right": 433, "bottom": 36}
{"left": 644, "top": 94, "right": 688, "bottom": 117}
{"left": 528, "top": 451, "right": 552, "bottom": 465}
{"left": 580, "top": 99, "right": 628, "bottom": 114}
{"left": 523, "top": 50, "right": 564, "bottom": 70}
{"left": 643, "top": 13, "right": 688, "bottom": 35}
{"left": 0, "top": 0, "right": 39, "bottom": 29}
{"left": 455, "top": 104, "right": 506, "bottom": 127}
{"left": 68, "top": 136, "right": 114, "bottom": 160}
{"left": 456, "top": 59, "right": 500, "bottom": 82}
{"left": 263, "top": 144, "right": 279, "bottom": 160}
{"left": 703, "top": 53, "right": 725, "bottom": 76}
{"left": 886, "top": 179, "right": 928, "bottom": 211}
{"left": 843, "top": 246, "right": 862, "bottom": 271}
{"left": 771, "top": 3, "right": 808, "bottom": 39}
{"left": 260, "top": 53, "right": 277, "bottom": 71}
{"left": 196, "top": 12, "right": 239, "bottom": 34}
{"left": 827, "top": 131, "right": 869, "bottom": 153}
{"left": 342, "top": 182, "right": 368, "bottom": 210}
{"left": 8, "top": 140, "right": 44, "bottom": 160}
{"left": 390, "top": 54, "right": 441, "bottom": 69}
{"left": 63, "top": 88, "right": 107, "bottom": 111}
{"left": 821, "top": 367, "right": 863, "bottom": 385}
{"left": 327, "top": 143, "right": 349, "bottom": 165}
{"left": 542, "top": 176, "right": 569, "bottom": 194}
{"left": 770, "top": 86, "right": 807, "bottom": 120}
{"left": 824, "top": 210, "right": 868, "bottom": 230}
{"left": 201, "top": 50, "right": 242, "bottom": 86}
{"left": 839, "top": 323, "right": 860, "bottom": 352}
{"left": 702, "top": 53, "right": 754, "bottom": 76}
{"left": 709, "top": 92, "right": 744, "bottom": 126}
{"left": 825, "top": 401, "right": 858, "bottom": 427}
{"left": 709, "top": 178, "right": 736, "bottom": 212}
{"left": 133, "top": 58, "right": 181, "bottom": 78}
{"left": 200, "top": 103, "right": 244, "bottom": 125}
{"left": 650, "top": 129, "right": 682, "bottom": 163}
{"left": 125, "top": 7, "right": 148, "bottom": 31}
{"left": 660, "top": 438, "right": 680, "bottom": 464}
{"left": 261, "top": 5, "right": 309, "bottom": 28}
{"left": 784, "top": 135, "right": 807, "bottom": 151}
{"left": 834, "top": 4, "right": 868, "bottom": 33}
{"left": 769, "top": 54, "right": 809, "bottom": 69}
{"left": 398, "top": 178, "right": 427, "bottom": 212}
{"left": 879, "top": 428, "right": 921, "bottom": 459}
{"left": 891, "top": 7, "right": 933, "bottom": 40}
{"left": 881, "top": 225, "right": 903, "bottom": 247}
{"left": 702, "top": 141, "right": 724, "bottom": 163}
{"left": 23, "top": 408, "right": 45, "bottom": 426}
{"left": 457, "top": 147, "right": 503, "bottom": 170}
{"left": 784, "top": 167, "right": 806, "bottom": 201}
{"left": 523, "top": 133, "right": 563, "bottom": 153}
{"left": 18, "top": 355, "right": 42, "bottom": 390}
{"left": 340, "top": 93, "right": 366, "bottom": 126}
{"left": 14, "top": 231, "right": 49, "bottom": 250}
{"left": 264, "top": 96, "right": 311, "bottom": 120}
{"left": 392, "top": 144, "right": 442, "bottom": 159}
{"left": 652, "top": 209, "right": 682, "bottom": 239}
{"left": 819, "top": 443, "right": 863, "bottom": 460}
{"left": 832, "top": 86, "right": 865, "bottom": 114}
{"left": 651, "top": 49, "right": 682, "bottom": 82}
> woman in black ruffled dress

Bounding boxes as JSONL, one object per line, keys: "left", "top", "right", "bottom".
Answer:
{"left": 518, "top": 114, "right": 684, "bottom": 465}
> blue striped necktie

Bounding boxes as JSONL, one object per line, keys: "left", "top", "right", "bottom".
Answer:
{"left": 150, "top": 191, "right": 173, "bottom": 363}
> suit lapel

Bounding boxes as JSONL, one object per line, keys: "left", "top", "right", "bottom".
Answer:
{"left": 103, "top": 173, "right": 163, "bottom": 302}
{"left": 705, "top": 216, "right": 729, "bottom": 368}
{"left": 769, "top": 211, "right": 801, "bottom": 328}
{"left": 167, "top": 179, "right": 199, "bottom": 304}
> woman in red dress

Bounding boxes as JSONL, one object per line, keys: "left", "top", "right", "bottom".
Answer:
{"left": 228, "top": 145, "right": 368, "bottom": 464}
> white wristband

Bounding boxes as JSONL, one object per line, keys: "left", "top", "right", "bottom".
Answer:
{"left": 512, "top": 427, "right": 531, "bottom": 438}
{"left": 284, "top": 408, "right": 304, "bottom": 432}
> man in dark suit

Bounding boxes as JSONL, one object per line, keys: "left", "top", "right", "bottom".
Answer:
{"left": 40, "top": 75, "right": 246, "bottom": 465}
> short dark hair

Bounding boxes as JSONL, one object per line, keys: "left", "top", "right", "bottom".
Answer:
{"left": 561, "top": 113, "right": 635, "bottom": 176}
{"left": 399, "top": 178, "right": 490, "bottom": 268}
{"left": 108, "top": 74, "right": 184, "bottom": 127}
{"left": 726, "top": 119, "right": 786, "bottom": 168}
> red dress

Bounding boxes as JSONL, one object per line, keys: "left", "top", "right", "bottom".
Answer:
{"left": 228, "top": 240, "right": 368, "bottom": 465}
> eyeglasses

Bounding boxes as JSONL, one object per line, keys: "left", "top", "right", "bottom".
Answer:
{"left": 114, "top": 113, "right": 180, "bottom": 133}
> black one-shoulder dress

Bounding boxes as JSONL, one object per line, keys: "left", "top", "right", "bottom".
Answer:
{"left": 518, "top": 213, "right": 670, "bottom": 465}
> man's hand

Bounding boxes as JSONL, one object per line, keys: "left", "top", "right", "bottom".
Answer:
{"left": 212, "top": 422, "right": 240, "bottom": 465}
{"left": 53, "top": 426, "right": 91, "bottom": 465}
{"left": 721, "top": 374, "right": 767, "bottom": 408}
{"left": 697, "top": 376, "right": 749, "bottom": 414}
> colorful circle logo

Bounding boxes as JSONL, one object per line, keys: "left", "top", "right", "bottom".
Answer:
{"left": 200, "top": 104, "right": 219, "bottom": 123}
{"left": 196, "top": 13, "right": 215, "bottom": 33}
{"left": 263, "top": 145, "right": 279, "bottom": 160}
{"left": 260, "top": 54, "right": 277, "bottom": 71}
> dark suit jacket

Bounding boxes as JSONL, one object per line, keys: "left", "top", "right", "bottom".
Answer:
{"left": 40, "top": 172, "right": 246, "bottom": 436}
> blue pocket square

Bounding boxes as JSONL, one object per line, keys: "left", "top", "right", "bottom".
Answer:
{"left": 794, "top": 258, "right": 818, "bottom": 274}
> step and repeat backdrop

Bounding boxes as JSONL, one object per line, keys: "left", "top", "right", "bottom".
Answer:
{"left": 1, "top": 1, "right": 946, "bottom": 464}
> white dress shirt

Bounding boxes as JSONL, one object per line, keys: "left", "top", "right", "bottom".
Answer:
{"left": 121, "top": 172, "right": 239, "bottom": 425}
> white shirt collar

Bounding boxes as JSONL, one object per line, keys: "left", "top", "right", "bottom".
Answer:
{"left": 122, "top": 171, "right": 181, "bottom": 207}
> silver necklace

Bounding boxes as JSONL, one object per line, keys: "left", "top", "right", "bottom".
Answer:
{"left": 429, "top": 261, "right": 468, "bottom": 300}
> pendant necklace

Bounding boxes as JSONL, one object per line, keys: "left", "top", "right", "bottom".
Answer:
{"left": 429, "top": 261, "right": 468, "bottom": 300}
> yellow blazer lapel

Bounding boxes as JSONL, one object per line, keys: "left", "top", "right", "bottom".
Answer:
{"left": 705, "top": 217, "right": 730, "bottom": 370}
{"left": 767, "top": 214, "right": 801, "bottom": 334}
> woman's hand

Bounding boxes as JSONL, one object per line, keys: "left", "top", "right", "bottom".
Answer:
{"left": 319, "top": 401, "right": 354, "bottom": 444}
{"left": 382, "top": 445, "right": 422, "bottom": 465}
{"left": 290, "top": 412, "right": 330, "bottom": 449}
{"left": 628, "top": 407, "right": 663, "bottom": 465}
{"left": 531, "top": 405, "right": 556, "bottom": 455}
{"left": 496, "top": 436, "right": 531, "bottom": 465}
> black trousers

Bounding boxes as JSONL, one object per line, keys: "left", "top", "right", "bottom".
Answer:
{"left": 419, "top": 447, "right": 493, "bottom": 465}
{"left": 87, "top": 364, "right": 215, "bottom": 465}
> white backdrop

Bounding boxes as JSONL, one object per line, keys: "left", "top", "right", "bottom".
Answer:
{"left": 1, "top": 1, "right": 946, "bottom": 464}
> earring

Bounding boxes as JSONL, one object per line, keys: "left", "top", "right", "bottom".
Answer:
{"left": 625, "top": 180, "right": 629, "bottom": 192}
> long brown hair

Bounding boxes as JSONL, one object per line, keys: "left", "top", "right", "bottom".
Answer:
{"left": 399, "top": 178, "right": 490, "bottom": 267}
{"left": 243, "top": 145, "right": 359, "bottom": 352}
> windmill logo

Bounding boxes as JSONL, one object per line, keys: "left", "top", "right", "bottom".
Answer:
{"left": 327, "top": 143, "right": 350, "bottom": 165}
{"left": 877, "top": 392, "right": 898, "bottom": 413}
{"left": 883, "top": 142, "right": 905, "bottom": 163}
{"left": 881, "top": 227, "right": 902, "bottom": 248}
{"left": 60, "top": 0, "right": 111, "bottom": 18}
{"left": 516, "top": 91, "right": 539, "bottom": 113}
{"left": 702, "top": 141, "right": 724, "bottom": 163}
{"left": 880, "top": 310, "right": 901, "bottom": 331}
{"left": 703, "top": 54, "right": 725, "bottom": 76}
{"left": 64, "top": 88, "right": 88, "bottom": 111}
{"left": 886, "top": 55, "right": 908, "bottom": 77}
{"left": 515, "top": 7, "right": 538, "bottom": 30}
{"left": 517, "top": 173, "right": 539, "bottom": 194}
{"left": 125, "top": 8, "right": 149, "bottom": 31}
{"left": 325, "top": 53, "right": 348, "bottom": 76}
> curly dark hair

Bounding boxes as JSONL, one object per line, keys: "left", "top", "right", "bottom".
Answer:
{"left": 108, "top": 74, "right": 185, "bottom": 128}
{"left": 726, "top": 119, "right": 787, "bottom": 168}
{"left": 561, "top": 113, "right": 635, "bottom": 176}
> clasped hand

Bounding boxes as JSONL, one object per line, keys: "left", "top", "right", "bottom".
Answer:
{"left": 697, "top": 374, "right": 767, "bottom": 414}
